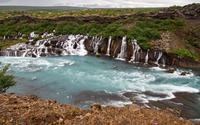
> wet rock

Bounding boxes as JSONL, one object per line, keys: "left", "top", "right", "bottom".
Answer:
{"left": 40, "top": 53, "right": 46, "bottom": 57}
{"left": 180, "top": 71, "right": 190, "bottom": 76}
{"left": 32, "top": 54, "right": 36, "bottom": 58}
{"left": 44, "top": 42, "right": 51, "bottom": 47}
{"left": 166, "top": 68, "right": 177, "bottom": 73}
{"left": 113, "top": 66, "right": 118, "bottom": 69}
{"left": 19, "top": 47, "right": 23, "bottom": 50}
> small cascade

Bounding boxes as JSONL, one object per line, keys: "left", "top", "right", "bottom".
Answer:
{"left": 106, "top": 36, "right": 112, "bottom": 56}
{"left": 129, "top": 39, "right": 141, "bottom": 63}
{"left": 41, "top": 32, "right": 54, "bottom": 38}
{"left": 90, "top": 35, "right": 102, "bottom": 54}
{"left": 77, "top": 36, "right": 88, "bottom": 56}
{"left": 162, "top": 58, "right": 166, "bottom": 67}
{"left": 30, "top": 32, "right": 39, "bottom": 38}
{"left": 117, "top": 36, "right": 127, "bottom": 60}
{"left": 155, "top": 51, "right": 163, "bottom": 66}
{"left": 145, "top": 49, "right": 149, "bottom": 64}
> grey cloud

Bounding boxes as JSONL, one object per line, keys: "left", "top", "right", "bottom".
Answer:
{"left": 0, "top": 0, "right": 12, "bottom": 3}
{"left": 0, "top": 0, "right": 199, "bottom": 7}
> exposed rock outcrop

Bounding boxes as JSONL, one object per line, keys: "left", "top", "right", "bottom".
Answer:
{"left": 0, "top": 94, "right": 194, "bottom": 125}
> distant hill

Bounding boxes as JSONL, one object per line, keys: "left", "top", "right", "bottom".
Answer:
{"left": 0, "top": 6, "right": 86, "bottom": 12}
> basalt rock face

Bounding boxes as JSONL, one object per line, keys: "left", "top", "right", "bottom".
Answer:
{"left": 180, "top": 3, "right": 200, "bottom": 19}
{"left": 147, "top": 3, "right": 200, "bottom": 20}
{"left": 1, "top": 35, "right": 199, "bottom": 68}
{"left": 0, "top": 4, "right": 199, "bottom": 24}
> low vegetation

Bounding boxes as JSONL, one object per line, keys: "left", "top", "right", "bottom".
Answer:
{"left": 0, "top": 17, "right": 186, "bottom": 50}
{"left": 172, "top": 48, "right": 199, "bottom": 61}
{"left": 0, "top": 39, "right": 28, "bottom": 50}
{"left": 0, "top": 7, "right": 161, "bottom": 19}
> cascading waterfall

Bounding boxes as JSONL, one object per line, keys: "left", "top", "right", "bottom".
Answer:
{"left": 90, "top": 35, "right": 102, "bottom": 54}
{"left": 145, "top": 49, "right": 149, "bottom": 64}
{"left": 106, "top": 36, "right": 112, "bottom": 56}
{"left": 155, "top": 51, "right": 163, "bottom": 66}
{"left": 0, "top": 33, "right": 170, "bottom": 67}
{"left": 117, "top": 36, "right": 127, "bottom": 60}
{"left": 0, "top": 34, "right": 88, "bottom": 57}
{"left": 129, "top": 39, "right": 141, "bottom": 63}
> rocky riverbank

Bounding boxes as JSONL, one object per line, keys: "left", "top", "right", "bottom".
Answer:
{"left": 0, "top": 94, "right": 195, "bottom": 125}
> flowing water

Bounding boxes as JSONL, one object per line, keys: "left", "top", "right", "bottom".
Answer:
{"left": 0, "top": 56, "right": 200, "bottom": 119}
{"left": 129, "top": 39, "right": 141, "bottom": 63}
{"left": 106, "top": 36, "right": 112, "bottom": 56}
{"left": 117, "top": 36, "right": 127, "bottom": 60}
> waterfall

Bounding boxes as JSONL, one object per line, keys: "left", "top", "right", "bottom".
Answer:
{"left": 155, "top": 51, "right": 163, "bottom": 66}
{"left": 76, "top": 36, "right": 88, "bottom": 56}
{"left": 129, "top": 39, "right": 141, "bottom": 63}
{"left": 89, "top": 35, "right": 102, "bottom": 54}
{"left": 117, "top": 36, "right": 127, "bottom": 60}
{"left": 61, "top": 35, "right": 88, "bottom": 56}
{"left": 106, "top": 36, "right": 112, "bottom": 56}
{"left": 22, "top": 49, "right": 29, "bottom": 57}
{"left": 0, "top": 35, "right": 88, "bottom": 57}
{"left": 145, "top": 49, "right": 149, "bottom": 64}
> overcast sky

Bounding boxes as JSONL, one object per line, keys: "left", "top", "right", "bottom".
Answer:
{"left": 0, "top": 0, "right": 199, "bottom": 8}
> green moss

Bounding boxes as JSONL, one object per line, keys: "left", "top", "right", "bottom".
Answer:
{"left": 96, "top": 53, "right": 101, "bottom": 57}
{"left": 0, "top": 39, "right": 28, "bottom": 50}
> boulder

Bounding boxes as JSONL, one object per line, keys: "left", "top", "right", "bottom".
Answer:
{"left": 91, "top": 103, "right": 101, "bottom": 111}
{"left": 166, "top": 68, "right": 177, "bottom": 73}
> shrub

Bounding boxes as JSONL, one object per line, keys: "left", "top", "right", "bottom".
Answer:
{"left": 0, "top": 63, "right": 16, "bottom": 93}
{"left": 175, "top": 48, "right": 199, "bottom": 59}
{"left": 169, "top": 5, "right": 182, "bottom": 9}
